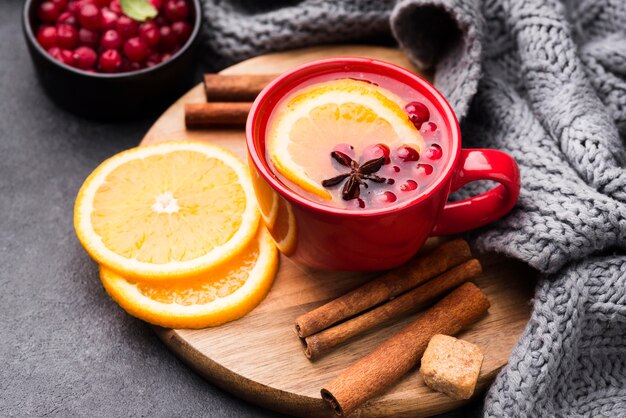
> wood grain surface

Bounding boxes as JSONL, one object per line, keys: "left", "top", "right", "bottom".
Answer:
{"left": 142, "top": 45, "right": 536, "bottom": 418}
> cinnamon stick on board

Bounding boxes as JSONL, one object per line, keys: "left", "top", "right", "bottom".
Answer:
{"left": 204, "top": 74, "right": 277, "bottom": 102}
{"left": 303, "top": 259, "right": 482, "bottom": 360}
{"left": 295, "top": 239, "right": 472, "bottom": 338}
{"left": 184, "top": 102, "right": 253, "bottom": 128}
{"left": 321, "top": 282, "right": 490, "bottom": 417}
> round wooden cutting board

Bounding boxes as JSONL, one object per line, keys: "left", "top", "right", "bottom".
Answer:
{"left": 141, "top": 46, "right": 535, "bottom": 418}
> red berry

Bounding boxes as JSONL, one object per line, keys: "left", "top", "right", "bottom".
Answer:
{"left": 416, "top": 163, "right": 433, "bottom": 176}
{"left": 424, "top": 144, "right": 443, "bottom": 160}
{"left": 99, "top": 49, "right": 121, "bottom": 72}
{"left": 158, "top": 26, "right": 177, "bottom": 51}
{"left": 120, "top": 59, "right": 143, "bottom": 72}
{"left": 149, "top": 0, "right": 162, "bottom": 10}
{"left": 164, "top": 0, "right": 189, "bottom": 22}
{"left": 420, "top": 121, "right": 437, "bottom": 134}
{"left": 123, "top": 37, "right": 149, "bottom": 62}
{"left": 171, "top": 21, "right": 191, "bottom": 43}
{"left": 101, "top": 8, "right": 119, "bottom": 30}
{"left": 49, "top": 47, "right": 75, "bottom": 65}
{"left": 56, "top": 24, "right": 78, "bottom": 49}
{"left": 73, "top": 46, "right": 97, "bottom": 69}
{"left": 394, "top": 145, "right": 420, "bottom": 162}
{"left": 116, "top": 16, "right": 138, "bottom": 39}
{"left": 377, "top": 191, "right": 397, "bottom": 204}
{"left": 37, "top": 26, "right": 58, "bottom": 50}
{"left": 154, "top": 15, "right": 168, "bottom": 26}
{"left": 362, "top": 143, "right": 390, "bottom": 164}
{"left": 78, "top": 28, "right": 100, "bottom": 48}
{"left": 38, "top": 2, "right": 61, "bottom": 22}
{"left": 139, "top": 22, "right": 160, "bottom": 47}
{"left": 51, "top": 0, "right": 67, "bottom": 9}
{"left": 67, "top": 1, "right": 82, "bottom": 14}
{"left": 57, "top": 11, "right": 77, "bottom": 26}
{"left": 79, "top": 3, "right": 101, "bottom": 30}
{"left": 399, "top": 180, "right": 418, "bottom": 192}
{"left": 161, "top": 52, "right": 172, "bottom": 62}
{"left": 404, "top": 101, "right": 430, "bottom": 129}
{"left": 146, "top": 52, "right": 162, "bottom": 67}
{"left": 109, "top": 0, "right": 122, "bottom": 13}
{"left": 392, "top": 165, "right": 400, "bottom": 172}
{"left": 93, "top": 0, "right": 110, "bottom": 7}
{"left": 101, "top": 29, "right": 122, "bottom": 50}
{"left": 348, "top": 198, "right": 366, "bottom": 209}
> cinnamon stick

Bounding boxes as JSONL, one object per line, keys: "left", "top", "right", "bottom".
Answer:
{"left": 295, "top": 239, "right": 472, "bottom": 338}
{"left": 321, "top": 282, "right": 490, "bottom": 417}
{"left": 184, "top": 102, "right": 252, "bottom": 128}
{"left": 204, "top": 74, "right": 277, "bottom": 102}
{"left": 303, "top": 259, "right": 482, "bottom": 360}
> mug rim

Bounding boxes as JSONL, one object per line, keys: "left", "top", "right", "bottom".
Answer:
{"left": 246, "top": 57, "right": 461, "bottom": 217}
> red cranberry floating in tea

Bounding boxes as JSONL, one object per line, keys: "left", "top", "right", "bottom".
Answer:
{"left": 421, "top": 121, "right": 437, "bottom": 134}
{"left": 400, "top": 180, "right": 418, "bottom": 192}
{"left": 394, "top": 145, "right": 420, "bottom": 162}
{"left": 416, "top": 163, "right": 434, "bottom": 176}
{"left": 404, "top": 101, "right": 430, "bottom": 129}
{"left": 424, "top": 144, "right": 443, "bottom": 160}
{"left": 362, "top": 143, "right": 390, "bottom": 164}
{"left": 376, "top": 191, "right": 397, "bottom": 204}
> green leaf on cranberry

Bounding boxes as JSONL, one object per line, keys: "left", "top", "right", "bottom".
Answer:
{"left": 120, "top": 0, "right": 158, "bottom": 22}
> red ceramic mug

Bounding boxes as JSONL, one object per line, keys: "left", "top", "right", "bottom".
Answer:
{"left": 246, "top": 57, "right": 520, "bottom": 271}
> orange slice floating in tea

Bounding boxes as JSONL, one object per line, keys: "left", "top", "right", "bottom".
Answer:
{"left": 74, "top": 141, "right": 260, "bottom": 281}
{"left": 266, "top": 78, "right": 424, "bottom": 200}
{"left": 99, "top": 226, "right": 279, "bottom": 328}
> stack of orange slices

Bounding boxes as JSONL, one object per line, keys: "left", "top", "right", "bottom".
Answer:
{"left": 74, "top": 141, "right": 278, "bottom": 329}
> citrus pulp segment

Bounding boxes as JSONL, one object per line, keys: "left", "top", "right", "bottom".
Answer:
{"left": 100, "top": 226, "right": 279, "bottom": 329}
{"left": 74, "top": 141, "right": 260, "bottom": 281}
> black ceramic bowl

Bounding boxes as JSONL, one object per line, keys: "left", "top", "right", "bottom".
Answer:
{"left": 22, "top": 0, "right": 202, "bottom": 120}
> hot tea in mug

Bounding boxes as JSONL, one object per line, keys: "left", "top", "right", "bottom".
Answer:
{"left": 264, "top": 75, "right": 448, "bottom": 210}
{"left": 247, "top": 58, "right": 520, "bottom": 270}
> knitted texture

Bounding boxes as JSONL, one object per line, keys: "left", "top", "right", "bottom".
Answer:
{"left": 201, "top": 0, "right": 626, "bottom": 416}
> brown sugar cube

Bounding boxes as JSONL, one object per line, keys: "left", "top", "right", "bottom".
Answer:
{"left": 420, "top": 334, "right": 484, "bottom": 400}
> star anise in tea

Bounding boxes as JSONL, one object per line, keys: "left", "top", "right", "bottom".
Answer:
{"left": 322, "top": 151, "right": 386, "bottom": 200}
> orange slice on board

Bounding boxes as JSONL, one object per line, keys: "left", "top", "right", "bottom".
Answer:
{"left": 100, "top": 226, "right": 278, "bottom": 329}
{"left": 266, "top": 78, "right": 424, "bottom": 200}
{"left": 74, "top": 141, "right": 260, "bottom": 281}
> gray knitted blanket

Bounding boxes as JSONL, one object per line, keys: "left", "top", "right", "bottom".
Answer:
{"left": 201, "top": 0, "right": 626, "bottom": 416}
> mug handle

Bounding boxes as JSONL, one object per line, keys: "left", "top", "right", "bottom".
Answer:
{"left": 431, "top": 149, "right": 520, "bottom": 236}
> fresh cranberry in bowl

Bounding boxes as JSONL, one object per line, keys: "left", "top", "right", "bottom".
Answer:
{"left": 23, "top": 0, "right": 201, "bottom": 119}
{"left": 29, "top": 0, "right": 197, "bottom": 74}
